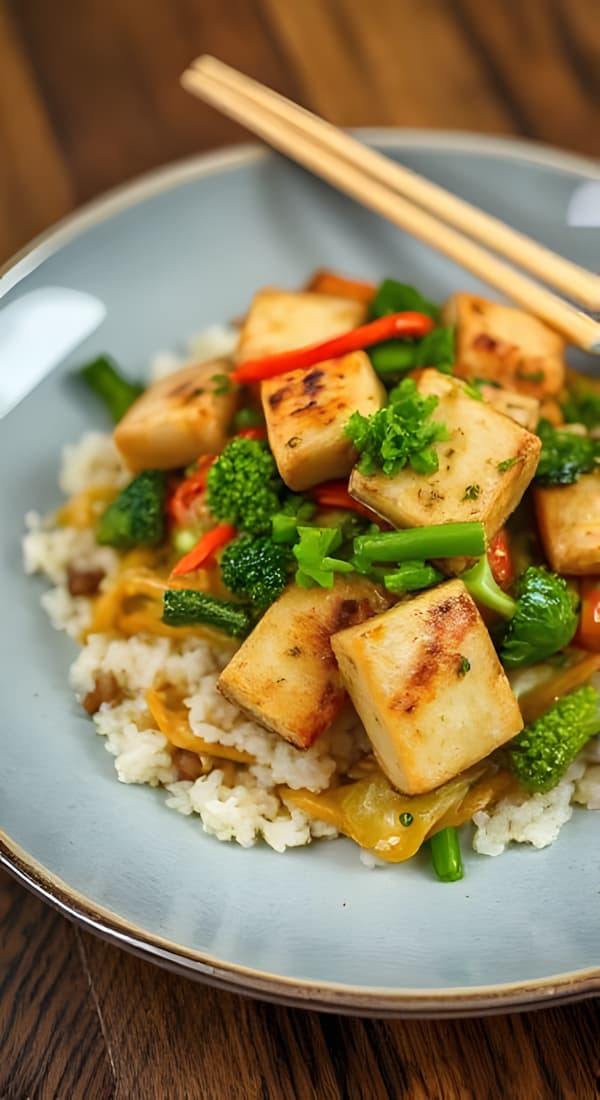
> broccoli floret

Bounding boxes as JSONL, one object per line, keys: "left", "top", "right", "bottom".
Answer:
{"left": 535, "top": 418, "right": 600, "bottom": 485}
{"left": 293, "top": 526, "right": 354, "bottom": 588}
{"left": 344, "top": 377, "right": 449, "bottom": 477}
{"left": 500, "top": 566, "right": 579, "bottom": 668}
{"left": 162, "top": 589, "right": 253, "bottom": 637}
{"left": 462, "top": 559, "right": 580, "bottom": 667}
{"left": 508, "top": 685, "right": 600, "bottom": 792}
{"left": 206, "top": 437, "right": 283, "bottom": 535}
{"left": 80, "top": 355, "right": 144, "bottom": 422}
{"left": 97, "top": 470, "right": 166, "bottom": 548}
{"left": 220, "top": 535, "right": 292, "bottom": 610}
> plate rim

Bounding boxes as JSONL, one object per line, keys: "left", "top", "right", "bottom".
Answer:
{"left": 1, "top": 128, "right": 598, "bottom": 297}
{"left": 3, "top": 831, "right": 599, "bottom": 1017}
{"left": 2, "top": 129, "right": 599, "bottom": 1016}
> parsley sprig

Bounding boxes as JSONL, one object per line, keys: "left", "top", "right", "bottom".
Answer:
{"left": 345, "top": 378, "right": 449, "bottom": 477}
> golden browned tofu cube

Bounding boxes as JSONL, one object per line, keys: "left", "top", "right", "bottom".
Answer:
{"left": 479, "top": 385, "right": 540, "bottom": 432}
{"left": 218, "top": 577, "right": 389, "bottom": 749}
{"left": 331, "top": 579, "right": 523, "bottom": 795}
{"left": 236, "top": 288, "right": 366, "bottom": 364}
{"left": 535, "top": 472, "right": 600, "bottom": 574}
{"left": 443, "top": 292, "right": 565, "bottom": 398}
{"left": 261, "top": 351, "right": 385, "bottom": 491}
{"left": 349, "top": 369, "right": 540, "bottom": 547}
{"left": 114, "top": 358, "right": 238, "bottom": 472}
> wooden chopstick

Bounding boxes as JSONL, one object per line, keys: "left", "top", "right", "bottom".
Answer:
{"left": 191, "top": 56, "right": 600, "bottom": 313}
{"left": 181, "top": 58, "right": 600, "bottom": 353}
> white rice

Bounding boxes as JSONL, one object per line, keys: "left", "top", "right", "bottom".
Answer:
{"left": 24, "top": 426, "right": 600, "bottom": 860}
{"left": 59, "top": 431, "right": 129, "bottom": 495}
{"left": 149, "top": 324, "right": 238, "bottom": 383}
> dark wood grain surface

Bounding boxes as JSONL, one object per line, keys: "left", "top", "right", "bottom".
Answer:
{"left": 1, "top": 1, "right": 599, "bottom": 1096}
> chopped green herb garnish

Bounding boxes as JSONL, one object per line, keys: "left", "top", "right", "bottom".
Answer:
{"left": 515, "top": 368, "right": 545, "bottom": 384}
{"left": 399, "top": 812, "right": 414, "bottom": 827}
{"left": 461, "top": 379, "right": 483, "bottom": 401}
{"left": 462, "top": 484, "right": 481, "bottom": 501}
{"left": 210, "top": 372, "right": 233, "bottom": 395}
{"left": 345, "top": 377, "right": 449, "bottom": 477}
{"left": 497, "top": 456, "right": 521, "bottom": 473}
{"left": 457, "top": 655, "right": 471, "bottom": 677}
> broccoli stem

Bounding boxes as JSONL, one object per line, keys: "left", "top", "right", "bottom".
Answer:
{"left": 96, "top": 470, "right": 166, "bottom": 548}
{"left": 162, "top": 590, "right": 253, "bottom": 637}
{"left": 80, "top": 355, "right": 144, "bottom": 421}
{"left": 382, "top": 561, "right": 443, "bottom": 594}
{"left": 430, "top": 827, "right": 464, "bottom": 883}
{"left": 460, "top": 556, "right": 517, "bottom": 619}
{"left": 352, "top": 522, "right": 485, "bottom": 572}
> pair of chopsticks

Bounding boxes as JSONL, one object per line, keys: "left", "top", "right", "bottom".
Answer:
{"left": 181, "top": 56, "right": 600, "bottom": 354}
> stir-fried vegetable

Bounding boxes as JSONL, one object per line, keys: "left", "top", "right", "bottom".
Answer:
{"left": 429, "top": 826, "right": 464, "bottom": 882}
{"left": 58, "top": 270, "right": 600, "bottom": 882}
{"left": 345, "top": 377, "right": 449, "bottom": 477}
{"left": 369, "top": 326, "right": 455, "bottom": 379}
{"left": 500, "top": 566, "right": 579, "bottom": 668}
{"left": 309, "top": 480, "right": 380, "bottom": 520}
{"left": 221, "top": 534, "right": 293, "bottom": 609}
{"left": 171, "top": 523, "right": 236, "bottom": 577}
{"left": 352, "top": 522, "right": 486, "bottom": 574}
{"left": 232, "top": 406, "right": 265, "bottom": 432}
{"left": 80, "top": 355, "right": 144, "bottom": 422}
{"left": 508, "top": 685, "right": 600, "bottom": 792}
{"left": 162, "top": 589, "right": 253, "bottom": 637}
{"left": 461, "top": 555, "right": 519, "bottom": 618}
{"left": 462, "top": 558, "right": 580, "bottom": 666}
{"left": 96, "top": 470, "right": 166, "bottom": 548}
{"left": 382, "top": 560, "right": 443, "bottom": 594}
{"left": 270, "top": 495, "right": 317, "bottom": 544}
{"left": 369, "top": 279, "right": 440, "bottom": 322}
{"left": 207, "top": 437, "right": 283, "bottom": 535}
{"left": 535, "top": 418, "right": 600, "bottom": 485}
{"left": 561, "top": 384, "right": 600, "bottom": 430}
{"left": 232, "top": 311, "right": 435, "bottom": 384}
{"left": 293, "top": 526, "right": 353, "bottom": 588}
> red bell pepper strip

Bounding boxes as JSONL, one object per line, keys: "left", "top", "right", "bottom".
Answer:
{"left": 234, "top": 426, "right": 267, "bottom": 441}
{"left": 310, "top": 480, "right": 383, "bottom": 522}
{"left": 575, "top": 578, "right": 600, "bottom": 652}
{"left": 487, "top": 529, "right": 514, "bottom": 589}
{"left": 231, "top": 311, "right": 435, "bottom": 384}
{"left": 170, "top": 523, "right": 236, "bottom": 577}
{"left": 167, "top": 455, "right": 216, "bottom": 528}
{"left": 306, "top": 270, "right": 376, "bottom": 304}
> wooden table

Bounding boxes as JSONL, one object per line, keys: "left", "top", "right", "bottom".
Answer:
{"left": 1, "top": 2, "right": 599, "bottom": 1096}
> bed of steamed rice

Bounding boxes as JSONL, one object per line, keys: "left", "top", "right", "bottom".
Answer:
{"left": 22, "top": 333, "right": 600, "bottom": 860}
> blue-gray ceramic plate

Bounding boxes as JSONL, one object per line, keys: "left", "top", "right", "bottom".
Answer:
{"left": 1, "top": 132, "right": 599, "bottom": 1017}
